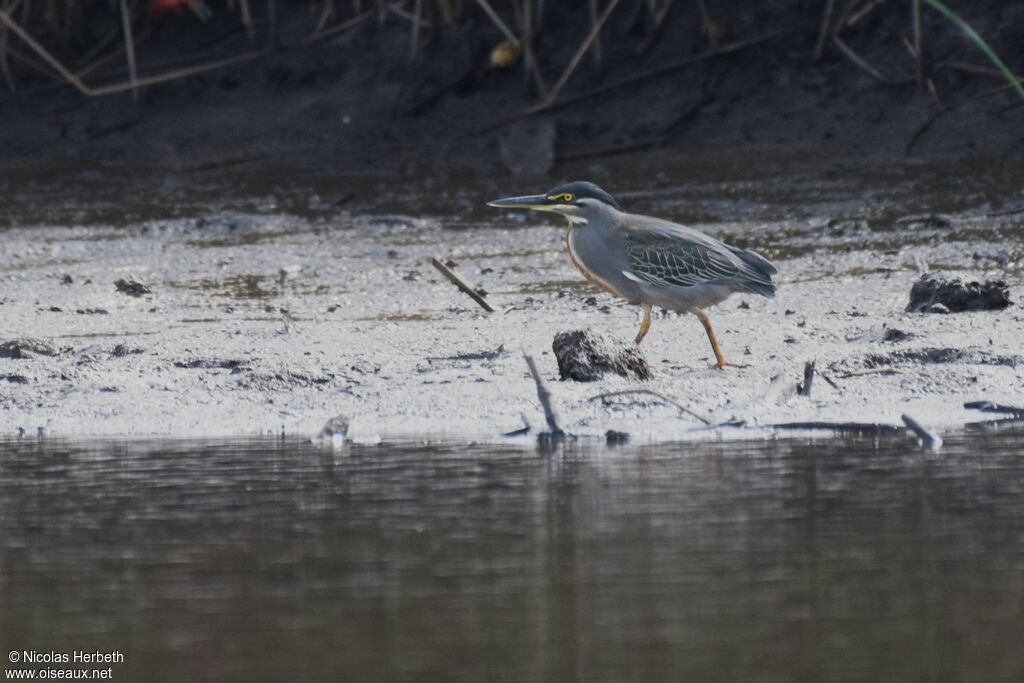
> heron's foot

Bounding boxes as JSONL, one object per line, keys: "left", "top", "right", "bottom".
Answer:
{"left": 634, "top": 303, "right": 652, "bottom": 345}
{"left": 709, "top": 358, "right": 750, "bottom": 370}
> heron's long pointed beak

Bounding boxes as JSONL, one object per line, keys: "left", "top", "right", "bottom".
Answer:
{"left": 487, "top": 194, "right": 556, "bottom": 210}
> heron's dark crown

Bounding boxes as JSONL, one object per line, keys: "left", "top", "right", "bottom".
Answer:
{"left": 547, "top": 181, "right": 622, "bottom": 211}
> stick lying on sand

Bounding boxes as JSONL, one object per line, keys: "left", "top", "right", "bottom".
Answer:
{"left": 523, "top": 353, "right": 564, "bottom": 438}
{"left": 586, "top": 389, "right": 711, "bottom": 426}
{"left": 902, "top": 414, "right": 943, "bottom": 451}
{"left": 430, "top": 256, "right": 495, "bottom": 312}
{"left": 798, "top": 360, "right": 816, "bottom": 397}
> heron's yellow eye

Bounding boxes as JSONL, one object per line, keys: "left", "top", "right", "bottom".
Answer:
{"left": 562, "top": 193, "right": 574, "bottom": 203}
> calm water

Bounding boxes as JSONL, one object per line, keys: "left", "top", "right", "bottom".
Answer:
{"left": 1, "top": 431, "right": 1023, "bottom": 682}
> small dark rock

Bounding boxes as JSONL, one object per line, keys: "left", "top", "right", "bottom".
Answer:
{"left": 605, "top": 430, "right": 630, "bottom": 445}
{"left": 908, "top": 275, "right": 1011, "bottom": 313}
{"left": 115, "top": 278, "right": 153, "bottom": 297}
{"left": 2, "top": 374, "right": 29, "bottom": 384}
{"left": 552, "top": 329, "right": 651, "bottom": 382}
{"left": 0, "top": 339, "right": 59, "bottom": 359}
{"left": 882, "top": 328, "right": 912, "bottom": 343}
{"left": 111, "top": 344, "right": 142, "bottom": 357}
{"left": 316, "top": 415, "right": 350, "bottom": 442}
{"left": 75, "top": 308, "right": 109, "bottom": 315}
{"left": 174, "top": 358, "right": 249, "bottom": 370}
{"left": 60, "top": 275, "right": 74, "bottom": 285}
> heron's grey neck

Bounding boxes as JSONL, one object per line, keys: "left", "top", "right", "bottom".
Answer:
{"left": 569, "top": 203, "right": 619, "bottom": 227}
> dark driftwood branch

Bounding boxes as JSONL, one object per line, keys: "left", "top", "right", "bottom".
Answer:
{"left": 768, "top": 421, "right": 905, "bottom": 436}
{"left": 430, "top": 256, "right": 495, "bottom": 312}
{"left": 586, "top": 389, "right": 712, "bottom": 426}
{"left": 964, "top": 401, "right": 1024, "bottom": 417}
{"left": 798, "top": 361, "right": 816, "bottom": 397}
{"left": 902, "top": 414, "right": 942, "bottom": 450}
{"left": 524, "top": 353, "right": 563, "bottom": 437}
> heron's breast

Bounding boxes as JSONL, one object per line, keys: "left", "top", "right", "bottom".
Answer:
{"left": 566, "top": 225, "right": 622, "bottom": 297}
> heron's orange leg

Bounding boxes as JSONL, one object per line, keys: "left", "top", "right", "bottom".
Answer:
{"left": 634, "top": 303, "right": 652, "bottom": 345}
{"left": 694, "top": 308, "right": 728, "bottom": 369}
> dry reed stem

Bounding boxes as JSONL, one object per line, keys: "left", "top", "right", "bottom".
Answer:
{"left": 117, "top": 0, "right": 138, "bottom": 102}
{"left": 306, "top": 6, "right": 373, "bottom": 42}
{"left": 472, "top": 0, "right": 518, "bottom": 45}
{"left": 832, "top": 34, "right": 889, "bottom": 83}
{"left": 239, "top": 0, "right": 256, "bottom": 42}
{"left": 587, "top": 0, "right": 601, "bottom": 66}
{"left": 515, "top": 29, "right": 785, "bottom": 120}
{"left": 409, "top": 0, "right": 422, "bottom": 59}
{"left": 912, "top": 0, "right": 924, "bottom": 90}
{"left": 0, "top": 10, "right": 271, "bottom": 97}
{"left": 847, "top": 0, "right": 890, "bottom": 27}
{"left": 536, "top": 0, "right": 622, "bottom": 110}
{"left": 813, "top": 0, "right": 835, "bottom": 61}
{"left": 636, "top": 0, "right": 674, "bottom": 56}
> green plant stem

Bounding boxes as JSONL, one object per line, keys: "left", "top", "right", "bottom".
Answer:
{"left": 922, "top": 0, "right": 1024, "bottom": 101}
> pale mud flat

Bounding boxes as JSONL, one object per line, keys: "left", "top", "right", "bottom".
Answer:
{"left": 1, "top": 197, "right": 1022, "bottom": 443}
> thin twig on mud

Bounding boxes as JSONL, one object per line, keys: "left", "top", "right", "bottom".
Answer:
{"left": 818, "top": 371, "right": 840, "bottom": 390}
{"left": 430, "top": 257, "right": 496, "bottom": 313}
{"left": 586, "top": 389, "right": 712, "bottom": 426}
{"left": 986, "top": 206, "right": 1024, "bottom": 218}
{"left": 524, "top": 353, "right": 564, "bottom": 437}
{"left": 839, "top": 367, "right": 902, "bottom": 378}
{"left": 904, "top": 107, "right": 944, "bottom": 156}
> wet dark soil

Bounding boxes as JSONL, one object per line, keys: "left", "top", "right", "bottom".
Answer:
{"left": 2, "top": 0, "right": 1023, "bottom": 219}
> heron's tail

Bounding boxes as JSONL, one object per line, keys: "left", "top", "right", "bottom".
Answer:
{"left": 739, "top": 278, "right": 776, "bottom": 298}
{"left": 733, "top": 248, "right": 777, "bottom": 298}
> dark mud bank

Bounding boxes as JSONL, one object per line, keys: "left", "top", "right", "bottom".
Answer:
{"left": 2, "top": 0, "right": 1023, "bottom": 198}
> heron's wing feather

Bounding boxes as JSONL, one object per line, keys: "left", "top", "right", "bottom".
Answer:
{"left": 623, "top": 230, "right": 741, "bottom": 289}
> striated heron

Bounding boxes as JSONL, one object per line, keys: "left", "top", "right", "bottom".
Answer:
{"left": 488, "top": 181, "right": 777, "bottom": 368}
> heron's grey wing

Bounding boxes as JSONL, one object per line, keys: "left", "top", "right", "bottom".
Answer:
{"left": 622, "top": 229, "right": 741, "bottom": 289}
